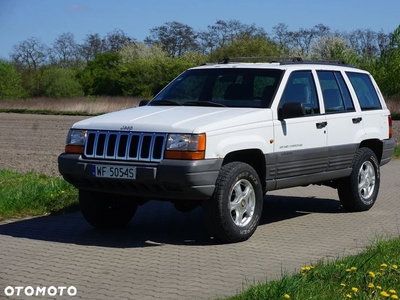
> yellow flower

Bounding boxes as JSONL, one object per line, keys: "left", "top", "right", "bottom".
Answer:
{"left": 390, "top": 290, "right": 397, "bottom": 294}
{"left": 377, "top": 286, "right": 382, "bottom": 290}
{"left": 346, "top": 268, "right": 352, "bottom": 272}
{"left": 368, "top": 283, "right": 375, "bottom": 288}
{"left": 350, "top": 267, "right": 357, "bottom": 271}
{"left": 352, "top": 287, "right": 358, "bottom": 292}
{"left": 341, "top": 283, "right": 346, "bottom": 287}
{"left": 381, "top": 263, "right": 388, "bottom": 267}
{"left": 393, "top": 265, "right": 398, "bottom": 269}
{"left": 381, "top": 291, "right": 390, "bottom": 297}
{"left": 391, "top": 295, "right": 399, "bottom": 299}
{"left": 368, "top": 271, "right": 376, "bottom": 278}
{"left": 346, "top": 294, "right": 352, "bottom": 298}
{"left": 284, "top": 294, "right": 290, "bottom": 299}
{"left": 61, "top": 190, "right": 65, "bottom": 194}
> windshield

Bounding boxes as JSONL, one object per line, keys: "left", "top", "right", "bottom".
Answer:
{"left": 151, "top": 68, "right": 284, "bottom": 108}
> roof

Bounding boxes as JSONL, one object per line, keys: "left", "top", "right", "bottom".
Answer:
{"left": 191, "top": 57, "right": 361, "bottom": 72}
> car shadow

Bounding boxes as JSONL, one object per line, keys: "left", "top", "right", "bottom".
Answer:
{"left": 0, "top": 194, "right": 344, "bottom": 248}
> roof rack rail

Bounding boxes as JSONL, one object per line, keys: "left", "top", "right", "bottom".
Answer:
{"left": 280, "top": 59, "right": 348, "bottom": 66}
{"left": 218, "top": 56, "right": 303, "bottom": 64}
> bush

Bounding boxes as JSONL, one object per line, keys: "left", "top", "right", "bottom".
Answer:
{"left": 41, "top": 67, "right": 84, "bottom": 98}
{"left": 119, "top": 57, "right": 195, "bottom": 98}
{"left": 0, "top": 60, "right": 27, "bottom": 99}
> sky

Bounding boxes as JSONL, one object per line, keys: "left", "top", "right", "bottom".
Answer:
{"left": 0, "top": 0, "right": 399, "bottom": 60}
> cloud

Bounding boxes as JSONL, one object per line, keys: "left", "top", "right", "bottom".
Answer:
{"left": 66, "top": 5, "right": 91, "bottom": 12}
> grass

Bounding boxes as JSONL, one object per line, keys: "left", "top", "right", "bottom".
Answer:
{"left": 226, "top": 238, "right": 400, "bottom": 300}
{"left": 394, "top": 146, "right": 400, "bottom": 159}
{"left": 0, "top": 169, "right": 78, "bottom": 221}
{"left": 0, "top": 96, "right": 142, "bottom": 116}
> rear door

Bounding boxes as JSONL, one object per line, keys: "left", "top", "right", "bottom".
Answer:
{"left": 317, "top": 70, "right": 365, "bottom": 171}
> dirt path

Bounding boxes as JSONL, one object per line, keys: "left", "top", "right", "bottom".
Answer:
{"left": 0, "top": 113, "right": 399, "bottom": 176}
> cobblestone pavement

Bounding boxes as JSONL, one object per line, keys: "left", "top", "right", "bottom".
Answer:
{"left": 0, "top": 113, "right": 399, "bottom": 299}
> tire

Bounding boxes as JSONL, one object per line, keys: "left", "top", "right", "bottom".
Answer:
{"left": 337, "top": 148, "right": 380, "bottom": 212}
{"left": 202, "top": 162, "right": 263, "bottom": 243}
{"left": 79, "top": 190, "right": 138, "bottom": 228}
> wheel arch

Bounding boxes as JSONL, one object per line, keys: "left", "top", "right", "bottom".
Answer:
{"left": 359, "top": 139, "right": 383, "bottom": 163}
{"left": 222, "top": 149, "right": 266, "bottom": 191}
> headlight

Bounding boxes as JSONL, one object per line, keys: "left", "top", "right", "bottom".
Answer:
{"left": 65, "top": 129, "right": 87, "bottom": 154}
{"left": 165, "top": 133, "right": 206, "bottom": 160}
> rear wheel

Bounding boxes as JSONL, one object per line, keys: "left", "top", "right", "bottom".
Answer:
{"left": 338, "top": 148, "right": 380, "bottom": 212}
{"left": 203, "top": 162, "right": 263, "bottom": 243}
{"left": 79, "top": 190, "right": 138, "bottom": 228}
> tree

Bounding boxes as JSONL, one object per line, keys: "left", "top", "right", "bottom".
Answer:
{"left": 50, "top": 32, "right": 79, "bottom": 67}
{"left": 145, "top": 21, "right": 199, "bottom": 57}
{"left": 199, "top": 19, "right": 267, "bottom": 54}
{"left": 209, "top": 37, "right": 279, "bottom": 61}
{"left": 376, "top": 25, "right": 400, "bottom": 96}
{"left": 78, "top": 52, "right": 122, "bottom": 96}
{"left": 118, "top": 42, "right": 168, "bottom": 63}
{"left": 343, "top": 29, "right": 380, "bottom": 60}
{"left": 272, "top": 24, "right": 330, "bottom": 57}
{"left": 78, "top": 33, "right": 107, "bottom": 63}
{"left": 11, "top": 37, "right": 49, "bottom": 71}
{"left": 311, "top": 35, "right": 357, "bottom": 63}
{"left": 104, "top": 29, "right": 134, "bottom": 52}
{"left": 0, "top": 60, "right": 27, "bottom": 99}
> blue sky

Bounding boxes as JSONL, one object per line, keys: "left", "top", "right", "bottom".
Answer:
{"left": 1, "top": 0, "right": 399, "bottom": 60}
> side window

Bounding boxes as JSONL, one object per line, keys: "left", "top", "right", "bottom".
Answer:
{"left": 346, "top": 72, "right": 382, "bottom": 110}
{"left": 335, "top": 71, "right": 355, "bottom": 111}
{"left": 317, "top": 71, "right": 355, "bottom": 113}
{"left": 317, "top": 71, "right": 344, "bottom": 113}
{"left": 279, "top": 71, "right": 319, "bottom": 115}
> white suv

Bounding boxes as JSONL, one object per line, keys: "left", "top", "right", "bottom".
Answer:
{"left": 58, "top": 58, "right": 395, "bottom": 243}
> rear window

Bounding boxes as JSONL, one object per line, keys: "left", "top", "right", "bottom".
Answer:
{"left": 346, "top": 72, "right": 382, "bottom": 110}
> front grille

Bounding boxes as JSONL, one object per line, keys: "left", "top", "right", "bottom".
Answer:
{"left": 84, "top": 131, "right": 167, "bottom": 162}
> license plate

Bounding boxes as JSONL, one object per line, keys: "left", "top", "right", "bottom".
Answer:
{"left": 92, "top": 165, "right": 136, "bottom": 179}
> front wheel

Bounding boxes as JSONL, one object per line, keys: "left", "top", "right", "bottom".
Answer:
{"left": 79, "top": 190, "right": 138, "bottom": 228}
{"left": 202, "top": 162, "right": 263, "bottom": 243}
{"left": 337, "top": 148, "right": 380, "bottom": 212}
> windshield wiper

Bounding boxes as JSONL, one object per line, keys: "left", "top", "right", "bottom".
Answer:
{"left": 184, "top": 101, "right": 226, "bottom": 107}
{"left": 150, "top": 100, "right": 183, "bottom": 106}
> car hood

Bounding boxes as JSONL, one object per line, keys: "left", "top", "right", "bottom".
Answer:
{"left": 71, "top": 106, "right": 273, "bottom": 133}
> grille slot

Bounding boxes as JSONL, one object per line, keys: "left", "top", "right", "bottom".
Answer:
{"left": 84, "top": 131, "right": 167, "bottom": 162}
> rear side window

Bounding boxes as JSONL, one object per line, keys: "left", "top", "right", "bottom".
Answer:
{"left": 317, "top": 71, "right": 355, "bottom": 113}
{"left": 346, "top": 72, "right": 382, "bottom": 110}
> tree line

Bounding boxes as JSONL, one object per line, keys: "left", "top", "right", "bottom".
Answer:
{"left": 1, "top": 20, "right": 400, "bottom": 99}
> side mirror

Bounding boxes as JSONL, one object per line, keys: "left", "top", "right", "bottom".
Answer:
{"left": 279, "top": 102, "right": 306, "bottom": 120}
{"left": 139, "top": 99, "right": 150, "bottom": 107}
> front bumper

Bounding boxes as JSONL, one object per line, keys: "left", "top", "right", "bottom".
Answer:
{"left": 58, "top": 154, "right": 222, "bottom": 200}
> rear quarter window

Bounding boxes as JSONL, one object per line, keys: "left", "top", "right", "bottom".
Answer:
{"left": 346, "top": 72, "right": 382, "bottom": 110}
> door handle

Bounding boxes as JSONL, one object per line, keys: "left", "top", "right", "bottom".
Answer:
{"left": 352, "top": 117, "right": 362, "bottom": 124}
{"left": 316, "top": 121, "right": 327, "bottom": 129}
